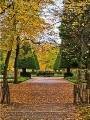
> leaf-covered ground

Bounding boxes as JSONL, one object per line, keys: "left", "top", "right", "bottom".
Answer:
{"left": 0, "top": 77, "right": 83, "bottom": 120}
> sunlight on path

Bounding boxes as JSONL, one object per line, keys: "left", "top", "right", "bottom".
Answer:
{"left": 22, "top": 77, "right": 72, "bottom": 84}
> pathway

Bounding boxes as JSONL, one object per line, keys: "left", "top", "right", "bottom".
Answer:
{"left": 23, "top": 77, "right": 72, "bottom": 84}
{"left": 0, "top": 77, "right": 81, "bottom": 120}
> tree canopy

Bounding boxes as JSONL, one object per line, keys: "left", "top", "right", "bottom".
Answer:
{"left": 59, "top": 0, "right": 90, "bottom": 69}
{"left": 18, "top": 43, "right": 40, "bottom": 70}
{"left": 0, "top": 0, "right": 52, "bottom": 103}
{"left": 37, "top": 44, "right": 59, "bottom": 70}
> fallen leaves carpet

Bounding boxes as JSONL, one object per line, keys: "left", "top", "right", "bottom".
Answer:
{"left": 0, "top": 77, "right": 82, "bottom": 120}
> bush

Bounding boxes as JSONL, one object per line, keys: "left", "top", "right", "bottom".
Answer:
{"left": 66, "top": 76, "right": 86, "bottom": 83}
{"left": 20, "top": 72, "right": 31, "bottom": 78}
{"left": 18, "top": 76, "right": 30, "bottom": 83}
{"left": 64, "top": 72, "right": 73, "bottom": 78}
{"left": 36, "top": 70, "right": 54, "bottom": 77}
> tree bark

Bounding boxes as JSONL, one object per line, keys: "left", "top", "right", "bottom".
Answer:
{"left": 67, "top": 67, "right": 70, "bottom": 73}
{"left": 14, "top": 37, "right": 20, "bottom": 84}
{"left": 76, "top": 16, "right": 84, "bottom": 104}
{"left": 78, "top": 19, "right": 84, "bottom": 83}
{"left": 22, "top": 68, "right": 26, "bottom": 73}
{"left": 87, "top": 46, "right": 90, "bottom": 88}
{"left": 1, "top": 50, "right": 12, "bottom": 104}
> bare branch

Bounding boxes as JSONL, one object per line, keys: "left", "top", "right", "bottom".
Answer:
{"left": 0, "top": 4, "right": 12, "bottom": 14}
{"left": 27, "top": 39, "right": 41, "bottom": 44}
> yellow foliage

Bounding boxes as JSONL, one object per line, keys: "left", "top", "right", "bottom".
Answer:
{"left": 37, "top": 44, "right": 59, "bottom": 70}
{"left": 64, "top": 0, "right": 90, "bottom": 15}
{"left": 0, "top": 0, "right": 51, "bottom": 71}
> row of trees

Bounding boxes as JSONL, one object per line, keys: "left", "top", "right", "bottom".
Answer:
{"left": 0, "top": 42, "right": 60, "bottom": 74}
{"left": 59, "top": 0, "right": 90, "bottom": 80}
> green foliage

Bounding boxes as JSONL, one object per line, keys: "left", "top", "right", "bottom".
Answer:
{"left": 53, "top": 53, "right": 61, "bottom": 70}
{"left": 60, "top": 55, "right": 78, "bottom": 68}
{"left": 66, "top": 76, "right": 86, "bottom": 83}
{"left": 36, "top": 70, "right": 54, "bottom": 76}
{"left": 18, "top": 45, "right": 40, "bottom": 70}
{"left": 59, "top": 1, "right": 90, "bottom": 69}
{"left": 18, "top": 76, "right": 30, "bottom": 83}
{"left": 33, "top": 52, "right": 40, "bottom": 70}
{"left": 0, "top": 51, "right": 4, "bottom": 74}
{"left": 0, "top": 75, "right": 29, "bottom": 83}
{"left": 18, "top": 57, "right": 36, "bottom": 69}
{"left": 54, "top": 73, "right": 64, "bottom": 77}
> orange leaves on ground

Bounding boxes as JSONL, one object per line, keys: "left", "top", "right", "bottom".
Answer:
{"left": 0, "top": 81, "right": 81, "bottom": 119}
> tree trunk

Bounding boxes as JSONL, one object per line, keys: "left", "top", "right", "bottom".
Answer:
{"left": 77, "top": 14, "right": 84, "bottom": 82}
{"left": 76, "top": 17, "right": 84, "bottom": 104}
{"left": 78, "top": 57, "right": 82, "bottom": 83}
{"left": 32, "top": 69, "right": 34, "bottom": 72}
{"left": 22, "top": 68, "right": 26, "bottom": 73}
{"left": 14, "top": 37, "right": 20, "bottom": 84}
{"left": 67, "top": 67, "right": 70, "bottom": 73}
{"left": 87, "top": 46, "right": 90, "bottom": 89}
{"left": 1, "top": 50, "right": 12, "bottom": 104}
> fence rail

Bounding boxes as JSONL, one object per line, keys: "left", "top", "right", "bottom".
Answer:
{"left": 74, "top": 83, "right": 90, "bottom": 104}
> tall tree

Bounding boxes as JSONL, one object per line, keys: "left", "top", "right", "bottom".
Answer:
{"left": 33, "top": 51, "right": 40, "bottom": 70}
{"left": 53, "top": 53, "right": 61, "bottom": 71}
{"left": 0, "top": 50, "right": 4, "bottom": 75}
{"left": 0, "top": 0, "right": 50, "bottom": 104}
{"left": 59, "top": 0, "right": 90, "bottom": 79}
{"left": 18, "top": 43, "right": 40, "bottom": 76}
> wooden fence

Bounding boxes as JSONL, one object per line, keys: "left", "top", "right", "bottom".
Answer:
{"left": 74, "top": 83, "right": 90, "bottom": 104}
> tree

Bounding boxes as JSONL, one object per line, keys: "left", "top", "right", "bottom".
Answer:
{"left": 59, "top": 0, "right": 90, "bottom": 78}
{"left": 37, "top": 44, "right": 59, "bottom": 70}
{"left": 0, "top": 0, "right": 50, "bottom": 104}
{"left": 18, "top": 43, "right": 40, "bottom": 77}
{"left": 53, "top": 53, "right": 61, "bottom": 71}
{"left": 0, "top": 50, "right": 4, "bottom": 75}
{"left": 33, "top": 51, "right": 40, "bottom": 70}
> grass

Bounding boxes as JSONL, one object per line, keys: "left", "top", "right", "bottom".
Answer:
{"left": 0, "top": 76, "right": 30, "bottom": 83}
{"left": 0, "top": 72, "right": 64, "bottom": 83}
{"left": 66, "top": 76, "right": 86, "bottom": 83}
{"left": 53, "top": 73, "right": 64, "bottom": 77}
{"left": 17, "top": 76, "right": 30, "bottom": 83}
{"left": 0, "top": 73, "right": 86, "bottom": 83}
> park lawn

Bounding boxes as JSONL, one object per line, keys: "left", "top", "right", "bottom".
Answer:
{"left": 0, "top": 76, "right": 30, "bottom": 83}
{"left": 66, "top": 76, "right": 86, "bottom": 83}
